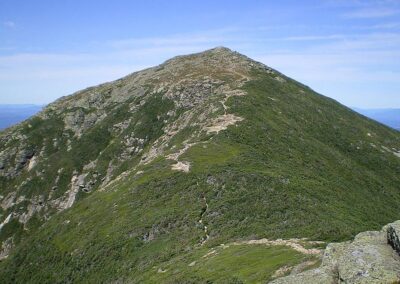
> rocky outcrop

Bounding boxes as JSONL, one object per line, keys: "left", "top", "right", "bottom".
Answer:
{"left": 0, "top": 214, "right": 12, "bottom": 231}
{"left": 270, "top": 221, "right": 400, "bottom": 283}
{"left": 1, "top": 192, "right": 16, "bottom": 210}
{"left": 0, "top": 145, "right": 34, "bottom": 178}
{"left": 0, "top": 237, "right": 13, "bottom": 260}
{"left": 51, "top": 173, "right": 87, "bottom": 211}
{"left": 18, "top": 195, "right": 45, "bottom": 225}
{"left": 387, "top": 221, "right": 400, "bottom": 255}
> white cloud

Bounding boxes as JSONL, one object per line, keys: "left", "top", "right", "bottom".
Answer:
{"left": 0, "top": 29, "right": 240, "bottom": 103}
{"left": 3, "top": 21, "right": 15, "bottom": 28}
{"left": 109, "top": 28, "right": 240, "bottom": 50}
{"left": 253, "top": 32, "right": 400, "bottom": 78}
{"left": 250, "top": 29, "right": 400, "bottom": 108}
{"left": 0, "top": 27, "right": 399, "bottom": 107}
{"left": 371, "top": 22, "right": 400, "bottom": 29}
{"left": 281, "top": 35, "right": 345, "bottom": 41}
{"left": 344, "top": 8, "right": 399, "bottom": 18}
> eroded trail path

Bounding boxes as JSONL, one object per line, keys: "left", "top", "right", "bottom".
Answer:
{"left": 229, "top": 238, "right": 323, "bottom": 255}
{"left": 198, "top": 195, "right": 209, "bottom": 245}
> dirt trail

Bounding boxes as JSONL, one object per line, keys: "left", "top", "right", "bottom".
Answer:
{"left": 198, "top": 195, "right": 209, "bottom": 245}
{"left": 230, "top": 238, "right": 323, "bottom": 255}
{"left": 205, "top": 90, "right": 246, "bottom": 134}
{"left": 199, "top": 239, "right": 323, "bottom": 262}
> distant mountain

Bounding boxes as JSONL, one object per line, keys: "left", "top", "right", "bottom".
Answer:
{"left": 0, "top": 47, "right": 399, "bottom": 283}
{"left": 0, "top": 104, "right": 43, "bottom": 130}
{"left": 353, "top": 108, "right": 400, "bottom": 131}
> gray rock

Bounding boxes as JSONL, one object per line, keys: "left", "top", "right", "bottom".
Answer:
{"left": 15, "top": 148, "right": 35, "bottom": 168}
{"left": 1, "top": 192, "right": 16, "bottom": 210}
{"left": 270, "top": 267, "right": 336, "bottom": 284}
{"left": 0, "top": 237, "right": 13, "bottom": 260}
{"left": 336, "top": 230, "right": 400, "bottom": 283}
{"left": 387, "top": 221, "right": 400, "bottom": 255}
{"left": 18, "top": 195, "right": 45, "bottom": 225}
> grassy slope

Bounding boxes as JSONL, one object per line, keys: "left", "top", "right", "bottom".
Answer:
{"left": 142, "top": 244, "right": 317, "bottom": 283}
{"left": 0, "top": 70, "right": 399, "bottom": 283}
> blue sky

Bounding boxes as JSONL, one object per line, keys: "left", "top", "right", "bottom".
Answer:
{"left": 0, "top": 0, "right": 399, "bottom": 108}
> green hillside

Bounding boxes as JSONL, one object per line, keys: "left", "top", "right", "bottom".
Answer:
{"left": 0, "top": 47, "right": 399, "bottom": 283}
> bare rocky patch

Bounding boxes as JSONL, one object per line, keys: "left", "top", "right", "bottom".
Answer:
{"left": 205, "top": 114, "right": 244, "bottom": 134}
{"left": 171, "top": 161, "right": 190, "bottom": 173}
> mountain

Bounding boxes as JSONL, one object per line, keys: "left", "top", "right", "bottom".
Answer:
{"left": 353, "top": 108, "right": 400, "bottom": 131}
{"left": 0, "top": 104, "right": 43, "bottom": 130}
{"left": 0, "top": 47, "right": 399, "bottom": 283}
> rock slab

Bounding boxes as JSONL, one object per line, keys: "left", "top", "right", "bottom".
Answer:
{"left": 387, "top": 221, "right": 400, "bottom": 255}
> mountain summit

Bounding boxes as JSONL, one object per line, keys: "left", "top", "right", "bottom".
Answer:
{"left": 0, "top": 47, "right": 399, "bottom": 283}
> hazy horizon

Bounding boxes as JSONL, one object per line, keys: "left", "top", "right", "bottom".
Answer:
{"left": 1, "top": 103, "right": 398, "bottom": 131}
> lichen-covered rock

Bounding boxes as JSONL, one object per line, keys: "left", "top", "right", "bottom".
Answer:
{"left": 336, "top": 230, "right": 400, "bottom": 283}
{"left": 270, "top": 267, "right": 337, "bottom": 284}
{"left": 387, "top": 220, "right": 400, "bottom": 255}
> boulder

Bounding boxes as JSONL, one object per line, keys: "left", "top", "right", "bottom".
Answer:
{"left": 387, "top": 220, "right": 400, "bottom": 255}
{"left": 270, "top": 223, "right": 400, "bottom": 283}
{"left": 335, "top": 230, "right": 400, "bottom": 283}
{"left": 269, "top": 267, "right": 336, "bottom": 284}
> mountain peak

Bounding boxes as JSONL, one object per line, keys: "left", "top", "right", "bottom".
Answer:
{"left": 160, "top": 46, "right": 253, "bottom": 68}
{"left": 1, "top": 47, "right": 400, "bottom": 283}
{"left": 176, "top": 46, "right": 236, "bottom": 57}
{"left": 47, "top": 46, "right": 263, "bottom": 112}
{"left": 204, "top": 46, "right": 235, "bottom": 54}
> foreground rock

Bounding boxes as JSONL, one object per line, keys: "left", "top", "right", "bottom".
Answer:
{"left": 270, "top": 221, "right": 400, "bottom": 283}
{"left": 387, "top": 221, "right": 400, "bottom": 255}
